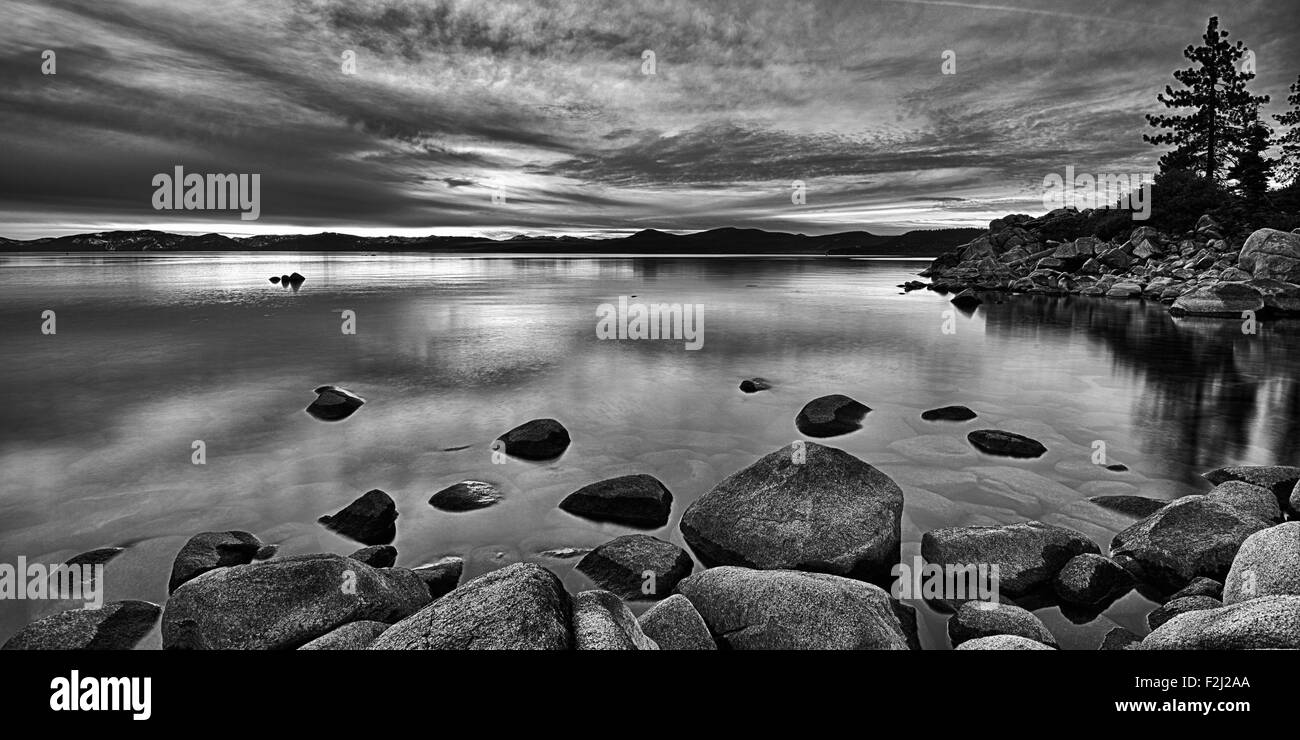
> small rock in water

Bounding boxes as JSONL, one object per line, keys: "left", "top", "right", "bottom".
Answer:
{"left": 739, "top": 377, "right": 773, "bottom": 393}
{"left": 1147, "top": 595, "right": 1222, "bottom": 630}
{"left": 305, "top": 385, "right": 365, "bottom": 422}
{"left": 637, "top": 594, "right": 717, "bottom": 650}
{"left": 573, "top": 590, "right": 659, "bottom": 650}
{"left": 537, "top": 547, "right": 591, "bottom": 559}
{"left": 349, "top": 545, "right": 397, "bottom": 568}
{"left": 921, "top": 405, "right": 977, "bottom": 422}
{"left": 950, "top": 289, "right": 982, "bottom": 310}
{"left": 1098, "top": 626, "right": 1141, "bottom": 650}
{"left": 1203, "top": 465, "right": 1300, "bottom": 500}
{"left": 1106, "top": 463, "right": 1129, "bottom": 472}
{"left": 65, "top": 546, "right": 126, "bottom": 568}
{"left": 1088, "top": 495, "right": 1166, "bottom": 518}
{"left": 1168, "top": 576, "right": 1223, "bottom": 602}
{"left": 269, "top": 276, "right": 281, "bottom": 284}
{"left": 411, "top": 556, "right": 463, "bottom": 599}
{"left": 428, "top": 480, "right": 503, "bottom": 512}
{"left": 496, "top": 418, "right": 571, "bottom": 460}
{"left": 576, "top": 534, "right": 693, "bottom": 600}
{"left": 1052, "top": 553, "right": 1134, "bottom": 607}
{"left": 559, "top": 474, "right": 673, "bottom": 527}
{"left": 967, "top": 429, "right": 1048, "bottom": 458}
{"left": 281, "top": 274, "right": 290, "bottom": 283}
{"left": 947, "top": 600, "right": 1057, "bottom": 648}
{"left": 795, "top": 394, "right": 871, "bottom": 437}
{"left": 922, "top": 521, "right": 1099, "bottom": 600}
{"left": 168, "top": 530, "right": 264, "bottom": 593}
{"left": 2, "top": 600, "right": 161, "bottom": 650}
{"left": 318, "top": 489, "right": 398, "bottom": 545}
{"left": 1110, "top": 496, "right": 1269, "bottom": 594}
{"left": 287, "top": 272, "right": 306, "bottom": 285}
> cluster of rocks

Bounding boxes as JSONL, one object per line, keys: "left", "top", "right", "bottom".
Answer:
{"left": 921, "top": 210, "right": 1300, "bottom": 317}
{"left": 5, "top": 393, "right": 1297, "bottom": 651}
{"left": 268, "top": 272, "right": 306, "bottom": 286}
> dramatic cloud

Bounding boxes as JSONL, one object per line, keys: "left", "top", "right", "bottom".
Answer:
{"left": 1, "top": 0, "right": 1297, "bottom": 238}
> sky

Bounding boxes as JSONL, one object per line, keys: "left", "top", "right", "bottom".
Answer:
{"left": 1, "top": 0, "right": 1298, "bottom": 239}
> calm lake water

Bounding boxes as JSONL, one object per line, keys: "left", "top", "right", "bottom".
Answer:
{"left": 2, "top": 252, "right": 1298, "bottom": 649}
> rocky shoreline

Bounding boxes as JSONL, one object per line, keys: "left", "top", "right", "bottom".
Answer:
{"left": 4, "top": 403, "right": 1298, "bottom": 651}
{"left": 920, "top": 209, "right": 1300, "bottom": 316}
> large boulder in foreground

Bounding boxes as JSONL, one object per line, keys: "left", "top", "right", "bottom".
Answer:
{"left": 1238, "top": 228, "right": 1300, "bottom": 282}
{"left": 369, "top": 563, "right": 571, "bottom": 650}
{"left": 496, "top": 418, "right": 571, "bottom": 460}
{"left": 955, "top": 635, "right": 1054, "bottom": 650}
{"left": 947, "top": 601, "right": 1057, "bottom": 648}
{"left": 298, "top": 621, "right": 389, "bottom": 650}
{"left": 559, "top": 474, "right": 673, "bottom": 527}
{"left": 795, "top": 394, "right": 871, "bottom": 437}
{"left": 3, "top": 601, "right": 160, "bottom": 650}
{"left": 168, "top": 531, "right": 264, "bottom": 593}
{"left": 1109, "top": 496, "right": 1270, "bottom": 595}
{"left": 637, "top": 594, "right": 716, "bottom": 650}
{"left": 1141, "top": 595, "right": 1300, "bottom": 649}
{"left": 966, "top": 429, "right": 1047, "bottom": 458}
{"left": 1223, "top": 522, "right": 1300, "bottom": 604}
{"left": 1169, "top": 282, "right": 1264, "bottom": 316}
{"left": 675, "top": 566, "right": 913, "bottom": 650}
{"left": 305, "top": 385, "right": 365, "bottom": 421}
{"left": 318, "top": 489, "right": 399, "bottom": 545}
{"left": 921, "top": 521, "right": 1099, "bottom": 600}
{"left": 572, "top": 590, "right": 658, "bottom": 650}
{"left": 680, "top": 442, "right": 902, "bottom": 583}
{"left": 162, "top": 554, "right": 429, "bottom": 649}
{"left": 576, "top": 534, "right": 692, "bottom": 600}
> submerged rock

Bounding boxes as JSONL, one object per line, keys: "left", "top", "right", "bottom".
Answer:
{"left": 298, "top": 621, "right": 388, "bottom": 650}
{"left": 305, "top": 385, "right": 366, "bottom": 422}
{"left": 162, "top": 554, "right": 429, "bottom": 649}
{"left": 3, "top": 601, "right": 161, "bottom": 650}
{"left": 794, "top": 394, "right": 871, "bottom": 437}
{"left": 576, "top": 534, "right": 693, "bottom": 600}
{"left": 318, "top": 489, "right": 398, "bottom": 545}
{"left": 368, "top": 562, "right": 572, "bottom": 650}
{"left": 1222, "top": 522, "right": 1300, "bottom": 604}
{"left": 637, "top": 594, "right": 717, "bottom": 650}
{"left": 496, "top": 418, "right": 571, "bottom": 460}
{"left": 675, "top": 566, "right": 914, "bottom": 650}
{"left": 966, "top": 429, "right": 1047, "bottom": 458}
{"left": 1109, "top": 496, "right": 1270, "bottom": 594}
{"left": 680, "top": 442, "right": 902, "bottom": 583}
{"left": 947, "top": 601, "right": 1057, "bottom": 648}
{"left": 921, "top": 405, "right": 978, "bottom": 422}
{"left": 950, "top": 289, "right": 982, "bottom": 310}
{"left": 66, "top": 547, "right": 126, "bottom": 568}
{"left": 921, "top": 521, "right": 1099, "bottom": 599}
{"left": 739, "top": 378, "right": 773, "bottom": 393}
{"left": 168, "top": 531, "right": 264, "bottom": 594}
{"left": 428, "top": 481, "right": 503, "bottom": 512}
{"left": 559, "top": 474, "right": 674, "bottom": 527}
{"left": 573, "top": 590, "right": 658, "bottom": 650}
{"left": 1141, "top": 595, "right": 1300, "bottom": 649}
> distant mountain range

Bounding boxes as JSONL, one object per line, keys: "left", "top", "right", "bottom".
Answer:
{"left": 0, "top": 226, "right": 982, "bottom": 257}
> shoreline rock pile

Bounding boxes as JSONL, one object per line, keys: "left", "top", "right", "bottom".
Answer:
{"left": 922, "top": 210, "right": 1300, "bottom": 317}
